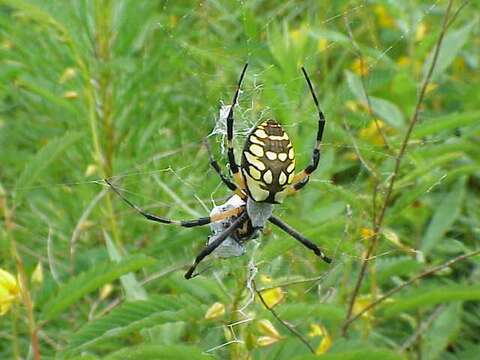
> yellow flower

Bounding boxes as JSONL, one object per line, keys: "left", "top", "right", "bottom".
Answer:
{"left": 204, "top": 302, "right": 225, "bottom": 320}
{"left": 259, "top": 287, "right": 284, "bottom": 308}
{"left": 374, "top": 5, "right": 394, "bottom": 28}
{"left": 289, "top": 28, "right": 302, "bottom": 42}
{"left": 0, "top": 268, "right": 20, "bottom": 316}
{"left": 257, "top": 336, "right": 280, "bottom": 347}
{"left": 63, "top": 90, "right": 78, "bottom": 99}
{"left": 308, "top": 324, "right": 332, "bottom": 355}
{"left": 415, "top": 22, "right": 427, "bottom": 42}
{"left": 345, "top": 100, "right": 359, "bottom": 112}
{"left": 396, "top": 56, "right": 410, "bottom": 67}
{"left": 360, "top": 227, "right": 375, "bottom": 240}
{"left": 425, "top": 83, "right": 438, "bottom": 94}
{"left": 260, "top": 274, "right": 273, "bottom": 284}
{"left": 351, "top": 58, "right": 369, "bottom": 76}
{"left": 359, "top": 120, "right": 389, "bottom": 146}
{"left": 100, "top": 283, "right": 113, "bottom": 300}
{"left": 316, "top": 332, "right": 332, "bottom": 355}
{"left": 318, "top": 38, "right": 328, "bottom": 52}
{"left": 59, "top": 67, "right": 76, "bottom": 84}
{"left": 352, "top": 295, "right": 373, "bottom": 319}
{"left": 84, "top": 164, "right": 97, "bottom": 177}
{"left": 31, "top": 262, "right": 43, "bottom": 285}
{"left": 257, "top": 319, "right": 281, "bottom": 339}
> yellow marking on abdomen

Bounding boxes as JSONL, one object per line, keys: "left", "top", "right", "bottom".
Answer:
{"left": 279, "top": 171, "right": 287, "bottom": 185}
{"left": 249, "top": 166, "right": 261, "bottom": 180}
{"left": 265, "top": 151, "right": 277, "bottom": 160}
{"left": 250, "top": 144, "right": 264, "bottom": 157}
{"left": 249, "top": 135, "right": 265, "bottom": 145}
{"left": 263, "top": 170, "right": 273, "bottom": 184}
{"left": 244, "top": 152, "right": 266, "bottom": 170}
{"left": 288, "top": 148, "right": 294, "bottom": 159}
{"left": 255, "top": 129, "right": 268, "bottom": 138}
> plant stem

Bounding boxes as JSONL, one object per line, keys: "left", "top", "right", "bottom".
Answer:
{"left": 12, "top": 241, "right": 40, "bottom": 360}
{"left": 341, "top": 0, "right": 455, "bottom": 336}
{"left": 343, "top": 249, "right": 480, "bottom": 329}
{"left": 253, "top": 280, "right": 315, "bottom": 354}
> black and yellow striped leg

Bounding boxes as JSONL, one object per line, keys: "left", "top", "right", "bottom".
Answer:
{"left": 204, "top": 139, "right": 246, "bottom": 199}
{"left": 291, "top": 67, "right": 326, "bottom": 189}
{"left": 105, "top": 179, "right": 244, "bottom": 227}
{"left": 269, "top": 216, "right": 331, "bottom": 264}
{"left": 185, "top": 211, "right": 248, "bottom": 279}
{"left": 226, "top": 63, "right": 248, "bottom": 190}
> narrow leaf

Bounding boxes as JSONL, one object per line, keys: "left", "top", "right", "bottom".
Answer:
{"left": 103, "top": 345, "right": 209, "bottom": 360}
{"left": 383, "top": 284, "right": 480, "bottom": 316}
{"left": 412, "top": 111, "right": 480, "bottom": 138}
{"left": 62, "top": 295, "right": 201, "bottom": 356}
{"left": 421, "top": 178, "right": 466, "bottom": 253}
{"left": 293, "top": 348, "right": 405, "bottom": 360}
{"left": 105, "top": 231, "right": 148, "bottom": 301}
{"left": 422, "top": 303, "right": 462, "bottom": 360}
{"left": 346, "top": 71, "right": 404, "bottom": 128}
{"left": 14, "top": 132, "right": 81, "bottom": 202}
{"left": 422, "top": 21, "right": 475, "bottom": 80}
{"left": 41, "top": 254, "right": 154, "bottom": 321}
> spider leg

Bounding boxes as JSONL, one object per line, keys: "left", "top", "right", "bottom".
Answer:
{"left": 204, "top": 139, "right": 246, "bottom": 199}
{"left": 185, "top": 211, "right": 248, "bottom": 279}
{"left": 289, "top": 67, "right": 326, "bottom": 191}
{"left": 105, "top": 179, "right": 244, "bottom": 227}
{"left": 268, "top": 216, "right": 331, "bottom": 264}
{"left": 226, "top": 63, "right": 248, "bottom": 191}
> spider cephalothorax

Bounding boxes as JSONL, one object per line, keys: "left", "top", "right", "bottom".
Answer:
{"left": 241, "top": 119, "right": 295, "bottom": 204}
{"left": 106, "top": 63, "right": 331, "bottom": 279}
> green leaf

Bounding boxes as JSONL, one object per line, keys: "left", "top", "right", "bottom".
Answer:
{"left": 62, "top": 295, "right": 202, "bottom": 357}
{"left": 423, "top": 21, "right": 476, "bottom": 80}
{"left": 346, "top": 70, "right": 367, "bottom": 101}
{"left": 422, "top": 303, "right": 462, "bottom": 360}
{"left": 345, "top": 71, "right": 404, "bottom": 128}
{"left": 279, "top": 303, "right": 345, "bottom": 324}
{"left": 383, "top": 284, "right": 480, "bottom": 316}
{"left": 41, "top": 254, "right": 155, "bottom": 321}
{"left": 395, "top": 152, "right": 463, "bottom": 189}
{"left": 103, "top": 345, "right": 209, "bottom": 360}
{"left": 412, "top": 111, "right": 480, "bottom": 138}
{"left": 421, "top": 177, "right": 466, "bottom": 253}
{"left": 369, "top": 97, "right": 405, "bottom": 128}
{"left": 105, "top": 231, "right": 149, "bottom": 301}
{"left": 14, "top": 132, "right": 81, "bottom": 203}
{"left": 293, "top": 348, "right": 405, "bottom": 360}
{"left": 375, "top": 257, "right": 422, "bottom": 285}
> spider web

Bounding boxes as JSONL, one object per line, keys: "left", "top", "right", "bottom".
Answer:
{"left": 7, "top": 0, "right": 454, "bottom": 355}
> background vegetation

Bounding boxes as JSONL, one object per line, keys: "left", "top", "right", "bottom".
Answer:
{"left": 1, "top": 0, "right": 479, "bottom": 359}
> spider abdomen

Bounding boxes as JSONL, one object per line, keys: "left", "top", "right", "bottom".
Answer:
{"left": 241, "top": 119, "right": 296, "bottom": 203}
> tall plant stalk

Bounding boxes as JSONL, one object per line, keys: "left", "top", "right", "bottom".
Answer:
{"left": 341, "top": 0, "right": 455, "bottom": 336}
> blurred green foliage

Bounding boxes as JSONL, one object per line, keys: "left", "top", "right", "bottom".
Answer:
{"left": 0, "top": 0, "right": 479, "bottom": 359}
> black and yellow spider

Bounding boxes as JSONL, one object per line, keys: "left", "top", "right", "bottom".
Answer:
{"left": 106, "top": 63, "right": 331, "bottom": 279}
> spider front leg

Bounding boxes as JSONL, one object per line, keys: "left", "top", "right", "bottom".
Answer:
{"left": 105, "top": 179, "right": 244, "bottom": 227}
{"left": 289, "top": 67, "right": 326, "bottom": 194}
{"left": 269, "top": 216, "right": 331, "bottom": 264}
{"left": 226, "top": 63, "right": 249, "bottom": 192}
{"left": 185, "top": 211, "right": 248, "bottom": 279}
